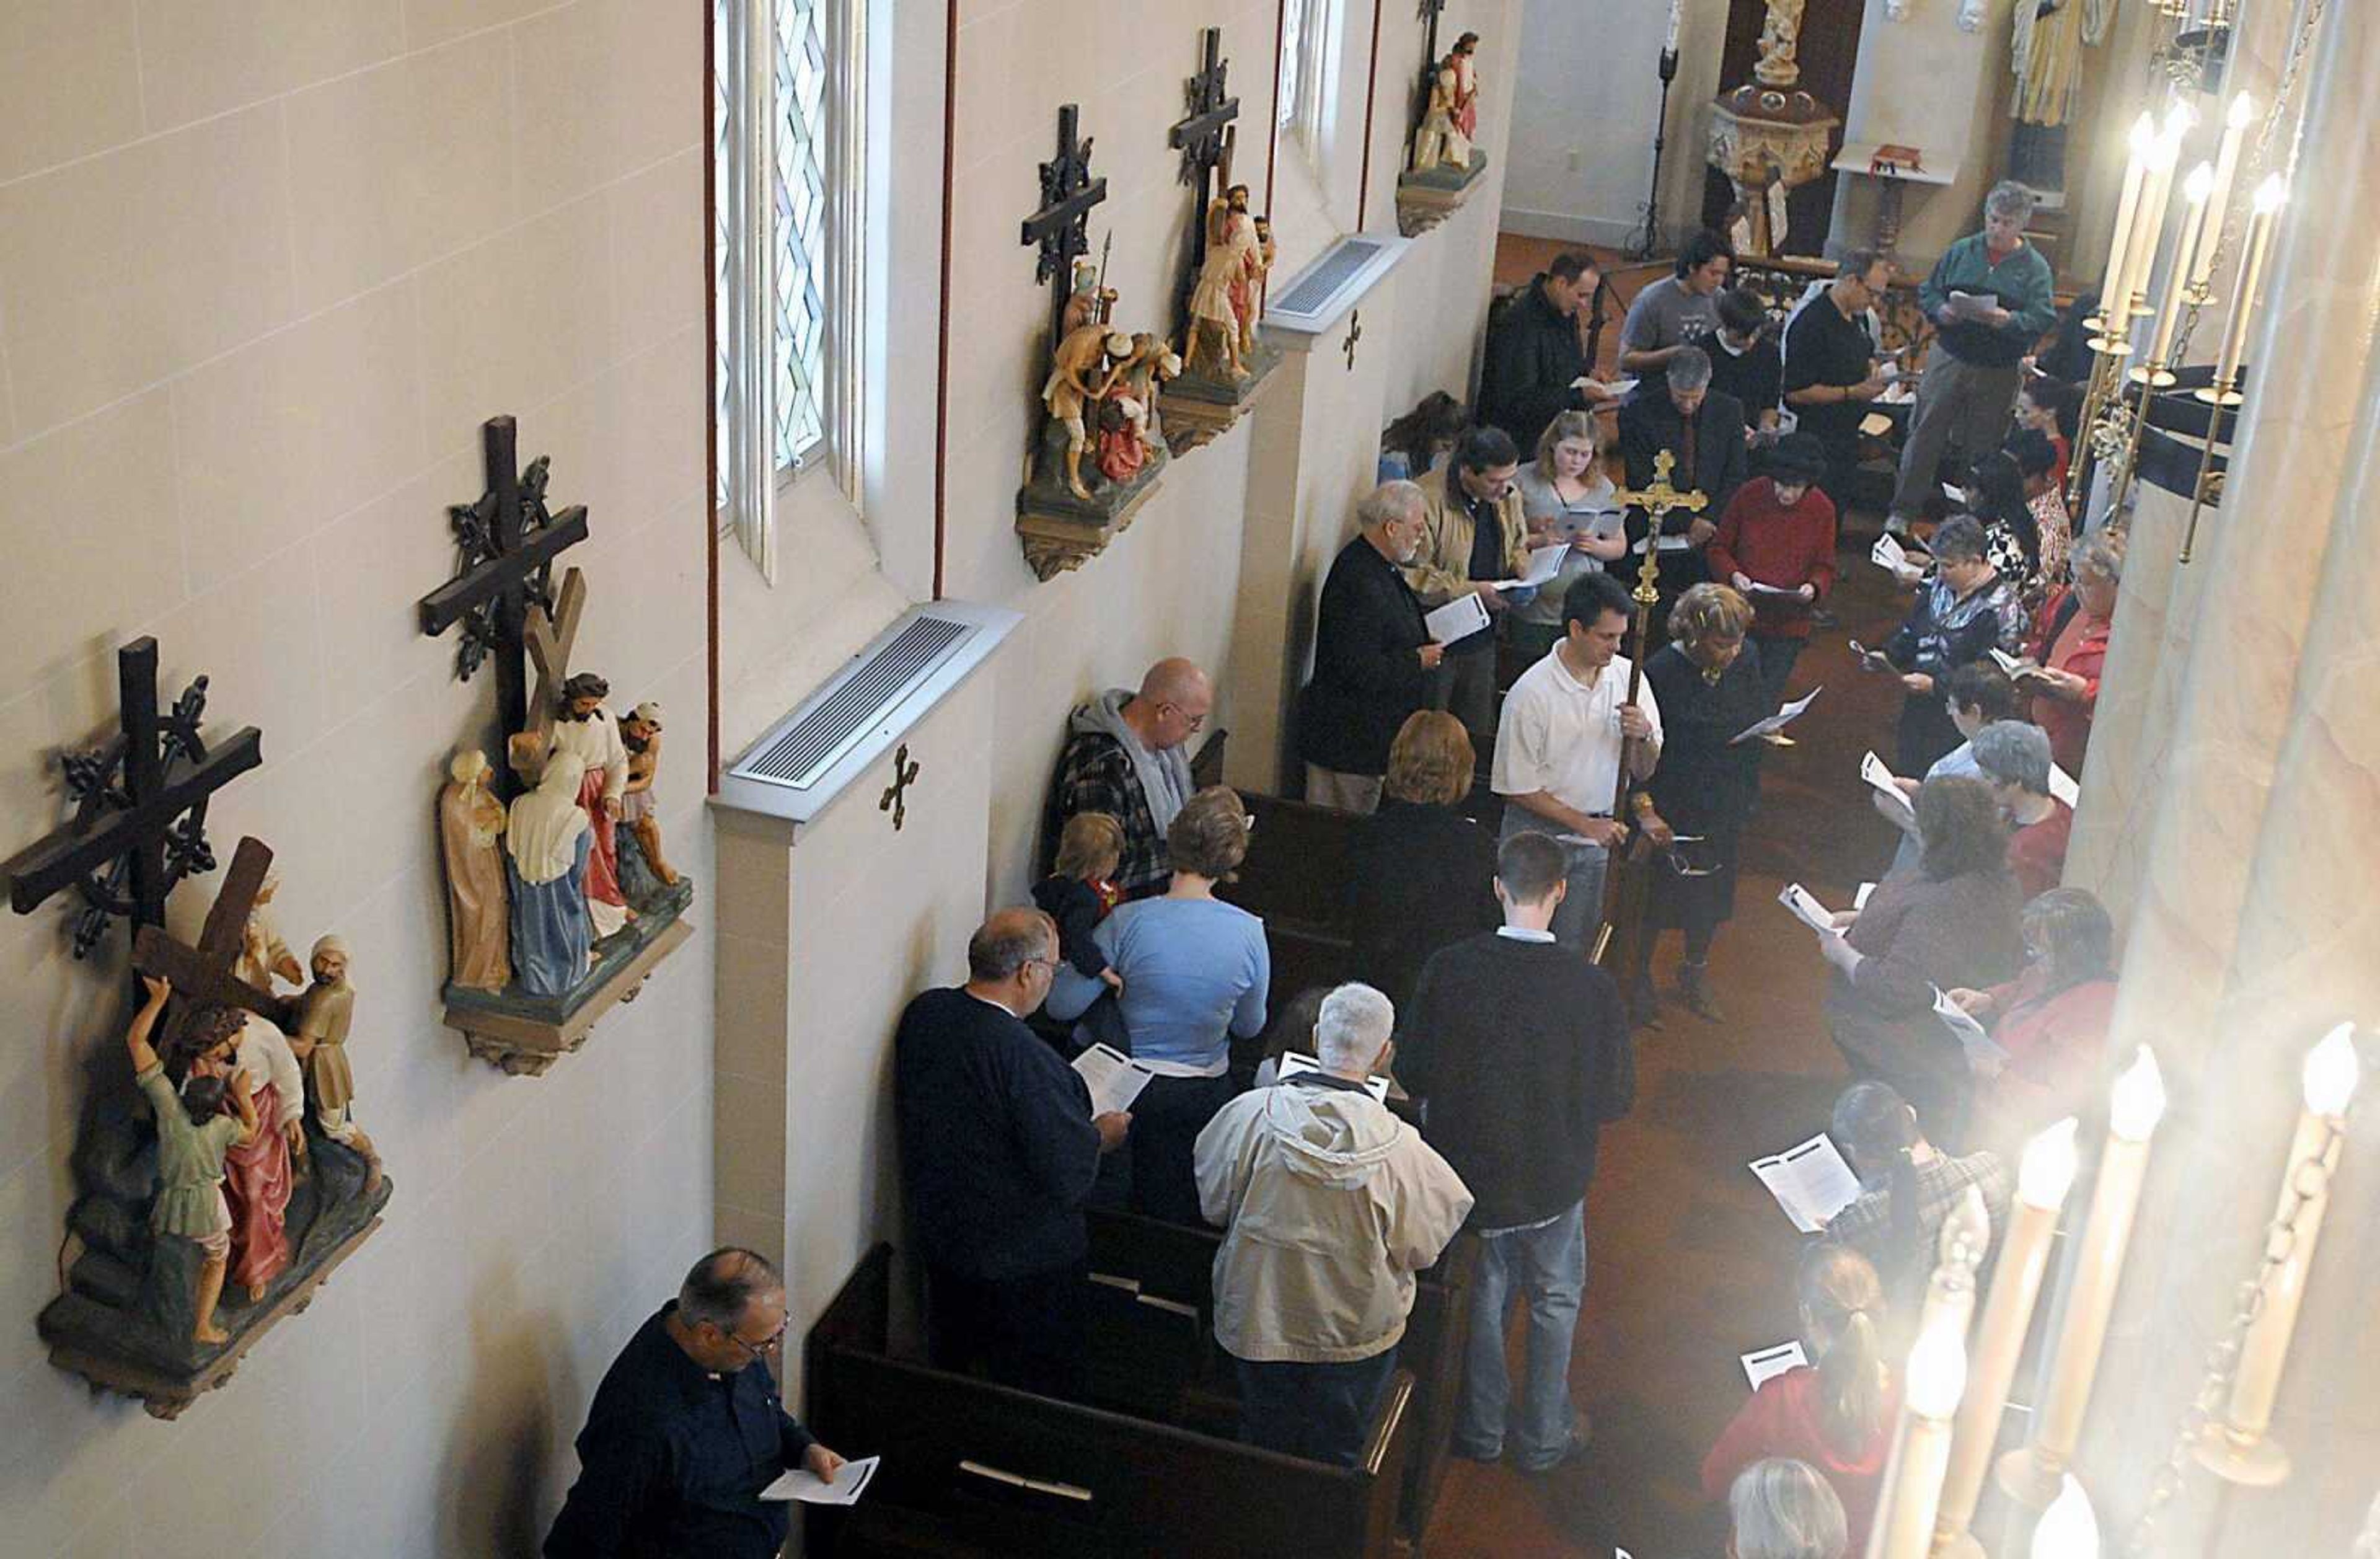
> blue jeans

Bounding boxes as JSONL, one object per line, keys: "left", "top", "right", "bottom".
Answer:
{"left": 1455, "top": 1201, "right": 1587, "bottom": 1468}
{"left": 1497, "top": 810, "right": 1608, "bottom": 955}
{"left": 1235, "top": 1346, "right": 1400, "bottom": 1467}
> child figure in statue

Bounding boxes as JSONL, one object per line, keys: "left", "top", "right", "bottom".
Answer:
{"left": 128, "top": 978, "right": 257, "bottom": 1346}
{"left": 619, "top": 702, "right": 679, "bottom": 886}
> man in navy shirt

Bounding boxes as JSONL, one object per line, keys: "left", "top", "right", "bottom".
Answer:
{"left": 546, "top": 1248, "right": 845, "bottom": 1558}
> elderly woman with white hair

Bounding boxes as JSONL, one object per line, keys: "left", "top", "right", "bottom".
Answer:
{"left": 2024, "top": 527, "right": 2123, "bottom": 774}
{"left": 1886, "top": 180, "right": 2058, "bottom": 534}
{"left": 1194, "top": 983, "right": 1473, "bottom": 1468}
{"left": 1728, "top": 1457, "right": 1849, "bottom": 1559}
{"left": 1970, "top": 719, "right": 2071, "bottom": 901}
{"left": 1297, "top": 479, "right": 1443, "bottom": 813}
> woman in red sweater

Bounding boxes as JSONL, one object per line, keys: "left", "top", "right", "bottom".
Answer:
{"left": 1949, "top": 887, "right": 2119, "bottom": 1149}
{"left": 2022, "top": 530, "right": 2121, "bottom": 776}
{"left": 1708, "top": 434, "right": 1838, "bottom": 716}
{"left": 1703, "top": 1245, "right": 1897, "bottom": 1552}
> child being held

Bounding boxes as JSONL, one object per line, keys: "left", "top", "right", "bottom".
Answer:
{"left": 1034, "top": 812, "right": 1126, "bottom": 994}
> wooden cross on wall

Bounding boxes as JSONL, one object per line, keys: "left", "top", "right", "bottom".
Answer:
{"left": 1021, "top": 105, "right": 1110, "bottom": 353}
{"left": 878, "top": 744, "right": 920, "bottom": 832}
{"left": 1, "top": 638, "right": 262, "bottom": 960}
{"left": 1171, "top": 29, "right": 1241, "bottom": 210}
{"left": 1419, "top": 0, "right": 1449, "bottom": 66}
{"left": 131, "top": 837, "right": 289, "bottom": 1053}
{"left": 1344, "top": 311, "right": 1364, "bottom": 371}
{"left": 416, "top": 416, "right": 591, "bottom": 762}
{"left": 520, "top": 567, "right": 591, "bottom": 772}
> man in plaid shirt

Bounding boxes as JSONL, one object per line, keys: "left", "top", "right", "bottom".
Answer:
{"left": 1052, "top": 658, "right": 1214, "bottom": 898}
{"left": 1823, "top": 1081, "right": 2009, "bottom": 1323}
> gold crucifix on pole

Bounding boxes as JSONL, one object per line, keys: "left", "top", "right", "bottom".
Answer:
{"left": 1611, "top": 448, "right": 1707, "bottom": 619}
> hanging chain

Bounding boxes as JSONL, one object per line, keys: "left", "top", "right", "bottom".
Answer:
{"left": 2120, "top": 1118, "right": 2343, "bottom": 1557}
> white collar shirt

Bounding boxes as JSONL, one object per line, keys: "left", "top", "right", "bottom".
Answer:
{"left": 1491, "top": 646, "right": 1664, "bottom": 816}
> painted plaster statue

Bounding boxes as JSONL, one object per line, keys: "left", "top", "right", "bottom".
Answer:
{"left": 439, "top": 748, "right": 513, "bottom": 992}
{"left": 1043, "top": 321, "right": 1132, "bottom": 500}
{"left": 234, "top": 872, "right": 304, "bottom": 991}
{"left": 129, "top": 979, "right": 257, "bottom": 1346}
{"left": 1187, "top": 185, "right": 1259, "bottom": 378}
{"left": 1755, "top": 0, "right": 1807, "bottom": 88}
{"left": 1241, "top": 218, "right": 1276, "bottom": 360}
{"left": 547, "top": 671, "right": 632, "bottom": 938}
{"left": 1120, "top": 331, "right": 1183, "bottom": 446}
{"left": 1411, "top": 64, "right": 1468, "bottom": 174}
{"left": 290, "top": 935, "right": 382, "bottom": 1196}
{"left": 1061, "top": 256, "right": 1119, "bottom": 340}
{"left": 1448, "top": 32, "right": 1481, "bottom": 144}
{"left": 2009, "top": 0, "right": 2114, "bottom": 195}
{"left": 619, "top": 702, "right": 679, "bottom": 887}
{"left": 507, "top": 749, "right": 596, "bottom": 998}
{"left": 223, "top": 1012, "right": 304, "bottom": 1301}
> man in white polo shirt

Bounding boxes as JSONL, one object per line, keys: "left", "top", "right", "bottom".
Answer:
{"left": 1492, "top": 571, "right": 1669, "bottom": 953}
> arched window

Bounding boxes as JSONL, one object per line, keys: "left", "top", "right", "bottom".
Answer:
{"left": 714, "top": 0, "right": 866, "bottom": 581}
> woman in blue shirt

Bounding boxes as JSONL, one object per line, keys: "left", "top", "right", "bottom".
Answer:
{"left": 1049, "top": 785, "right": 1269, "bottom": 1225}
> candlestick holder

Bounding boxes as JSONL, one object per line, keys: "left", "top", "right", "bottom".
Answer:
{"left": 2177, "top": 372, "right": 2242, "bottom": 564}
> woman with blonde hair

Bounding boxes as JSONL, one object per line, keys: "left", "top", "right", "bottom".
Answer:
{"left": 1725, "top": 1458, "right": 1849, "bottom": 1559}
{"left": 1633, "top": 583, "right": 1766, "bottom": 1022}
{"left": 1703, "top": 1247, "right": 1897, "bottom": 1552}
{"left": 1510, "top": 410, "right": 1627, "bottom": 661}
{"left": 1346, "top": 712, "right": 1501, "bottom": 1017}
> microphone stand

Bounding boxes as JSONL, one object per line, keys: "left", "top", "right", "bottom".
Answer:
{"left": 1629, "top": 48, "right": 1681, "bottom": 260}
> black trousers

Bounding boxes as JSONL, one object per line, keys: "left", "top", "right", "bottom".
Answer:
{"left": 925, "top": 1258, "right": 1088, "bottom": 1401}
{"left": 1129, "top": 1073, "right": 1237, "bottom": 1227}
{"left": 1233, "top": 1346, "right": 1401, "bottom": 1467}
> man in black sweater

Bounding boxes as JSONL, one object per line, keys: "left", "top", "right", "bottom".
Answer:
{"left": 1618, "top": 346, "right": 1748, "bottom": 612}
{"left": 1477, "top": 252, "right": 1621, "bottom": 454}
{"left": 893, "top": 908, "right": 1131, "bottom": 1399}
{"left": 1398, "top": 831, "right": 1634, "bottom": 1472}
{"left": 1297, "top": 480, "right": 1443, "bottom": 813}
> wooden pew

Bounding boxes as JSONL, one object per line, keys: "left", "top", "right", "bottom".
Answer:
{"left": 1218, "top": 792, "right": 1362, "bottom": 1062}
{"left": 804, "top": 1245, "right": 1416, "bottom": 1559}
{"left": 1084, "top": 1208, "right": 1478, "bottom": 1548}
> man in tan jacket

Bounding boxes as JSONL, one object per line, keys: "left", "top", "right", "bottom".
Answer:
{"left": 1194, "top": 983, "right": 1472, "bottom": 1466}
{"left": 1404, "top": 426, "right": 1532, "bottom": 743}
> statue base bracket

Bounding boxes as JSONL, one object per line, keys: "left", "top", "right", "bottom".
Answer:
{"left": 1396, "top": 151, "right": 1489, "bottom": 238}
{"left": 1015, "top": 456, "right": 1168, "bottom": 581}
{"left": 1158, "top": 341, "right": 1284, "bottom": 454}
{"left": 444, "top": 881, "right": 696, "bottom": 1075}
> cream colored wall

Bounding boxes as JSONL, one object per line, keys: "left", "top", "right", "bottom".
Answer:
{"left": 0, "top": 4, "right": 716, "bottom": 1554}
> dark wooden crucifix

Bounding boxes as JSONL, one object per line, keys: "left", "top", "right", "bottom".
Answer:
{"left": 2, "top": 638, "right": 262, "bottom": 960}
{"left": 1020, "top": 104, "right": 1110, "bottom": 353}
{"left": 1171, "top": 29, "right": 1241, "bottom": 229}
{"left": 1415, "top": 0, "right": 1450, "bottom": 126}
{"left": 878, "top": 744, "right": 920, "bottom": 832}
{"left": 131, "top": 836, "right": 288, "bottom": 1054}
{"left": 416, "top": 415, "right": 590, "bottom": 771}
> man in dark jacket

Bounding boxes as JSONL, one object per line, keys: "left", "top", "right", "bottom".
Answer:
{"left": 1399, "top": 831, "right": 1634, "bottom": 1472}
{"left": 1050, "top": 658, "right": 1211, "bottom": 897}
{"left": 1297, "top": 481, "right": 1444, "bottom": 812}
{"left": 1478, "top": 252, "right": 1620, "bottom": 454}
{"left": 894, "top": 909, "right": 1131, "bottom": 1398}
{"left": 1618, "top": 346, "right": 1748, "bottom": 609}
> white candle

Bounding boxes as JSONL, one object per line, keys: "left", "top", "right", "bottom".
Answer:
{"left": 2198, "top": 1023, "right": 2360, "bottom": 1485}
{"left": 2032, "top": 1475, "right": 2100, "bottom": 1559}
{"left": 1665, "top": 0, "right": 1683, "bottom": 56}
{"left": 2097, "top": 115, "right": 2157, "bottom": 330}
{"left": 1934, "top": 1121, "right": 2080, "bottom": 1557}
{"left": 2115, "top": 122, "right": 2181, "bottom": 329}
{"left": 2192, "top": 92, "right": 2255, "bottom": 291}
{"left": 2216, "top": 176, "right": 2286, "bottom": 384}
{"left": 2144, "top": 162, "right": 2214, "bottom": 376}
{"left": 1870, "top": 1324, "right": 1968, "bottom": 1559}
{"left": 1998, "top": 1048, "right": 2166, "bottom": 1509}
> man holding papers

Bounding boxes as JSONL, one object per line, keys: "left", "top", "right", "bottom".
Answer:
{"left": 1405, "top": 426, "right": 1533, "bottom": 742}
{"left": 1493, "top": 572, "right": 1667, "bottom": 953}
{"left": 893, "top": 909, "right": 1130, "bottom": 1399}
{"left": 1297, "top": 482, "right": 1441, "bottom": 813}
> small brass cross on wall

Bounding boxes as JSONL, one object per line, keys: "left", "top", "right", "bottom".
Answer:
{"left": 1343, "top": 310, "right": 1363, "bottom": 371}
{"left": 879, "top": 744, "right": 921, "bottom": 831}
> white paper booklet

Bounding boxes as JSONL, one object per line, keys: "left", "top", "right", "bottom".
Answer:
{"left": 1277, "top": 1051, "right": 1391, "bottom": 1103}
{"left": 2048, "top": 764, "right": 2079, "bottom": 807}
{"left": 1424, "top": 592, "right": 1491, "bottom": 645}
{"left": 1776, "top": 882, "right": 1838, "bottom": 935}
{"left": 1492, "top": 543, "right": 1570, "bottom": 590}
{"left": 1861, "top": 751, "right": 1916, "bottom": 822}
{"left": 1749, "top": 1133, "right": 1862, "bottom": 1234}
{"left": 1732, "top": 685, "right": 1822, "bottom": 745}
{"left": 762, "top": 1456, "right": 882, "bottom": 1505}
{"left": 1854, "top": 881, "right": 1876, "bottom": 911}
{"left": 1741, "top": 1340, "right": 1810, "bottom": 1391}
{"left": 1745, "top": 580, "right": 1809, "bottom": 599}
{"left": 1989, "top": 647, "right": 2042, "bottom": 678}
{"left": 1631, "top": 534, "right": 1695, "bottom": 554}
{"left": 1871, "top": 533, "right": 1926, "bottom": 583}
{"left": 1072, "top": 1043, "right": 1154, "bottom": 1116}
{"left": 1932, "top": 987, "right": 2010, "bottom": 1068}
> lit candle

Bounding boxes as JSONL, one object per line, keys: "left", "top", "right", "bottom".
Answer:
{"left": 2192, "top": 92, "right": 2255, "bottom": 291}
{"left": 2097, "top": 115, "right": 2157, "bottom": 332}
{"left": 2032, "top": 1475, "right": 2099, "bottom": 1559}
{"left": 1933, "top": 1120, "right": 2081, "bottom": 1558}
{"left": 2115, "top": 120, "right": 2182, "bottom": 329}
{"left": 2143, "top": 162, "right": 2214, "bottom": 378}
{"left": 1869, "top": 1323, "right": 1969, "bottom": 1559}
{"left": 1997, "top": 1048, "right": 2166, "bottom": 1510}
{"left": 2216, "top": 175, "right": 2286, "bottom": 384}
{"left": 1666, "top": 0, "right": 1683, "bottom": 56}
{"left": 2197, "top": 1023, "right": 2360, "bottom": 1485}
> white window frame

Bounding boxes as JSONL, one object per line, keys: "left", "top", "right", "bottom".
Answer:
{"left": 715, "top": 0, "right": 867, "bottom": 583}
{"left": 1277, "top": 0, "right": 1334, "bottom": 156}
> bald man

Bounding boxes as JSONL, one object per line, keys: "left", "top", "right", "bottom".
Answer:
{"left": 1052, "top": 657, "right": 1213, "bottom": 896}
{"left": 894, "top": 909, "right": 1130, "bottom": 1397}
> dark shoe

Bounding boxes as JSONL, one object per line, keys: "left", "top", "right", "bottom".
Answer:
{"left": 1520, "top": 1411, "right": 1592, "bottom": 1474}
{"left": 1627, "top": 974, "right": 1661, "bottom": 1029}
{"left": 1680, "top": 961, "right": 1725, "bottom": 1023}
{"left": 1450, "top": 1442, "right": 1503, "bottom": 1465}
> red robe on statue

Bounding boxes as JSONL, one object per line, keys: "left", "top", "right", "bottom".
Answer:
{"left": 223, "top": 1082, "right": 293, "bottom": 1295}
{"left": 576, "top": 766, "right": 628, "bottom": 910}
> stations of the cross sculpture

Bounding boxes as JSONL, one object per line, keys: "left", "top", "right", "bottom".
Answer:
{"left": 419, "top": 415, "right": 694, "bottom": 1075}
{"left": 2, "top": 644, "right": 387, "bottom": 1419}
{"left": 1015, "top": 104, "right": 1176, "bottom": 581}
{"left": 1158, "top": 27, "right": 1283, "bottom": 457}
{"left": 1398, "top": 2, "right": 1490, "bottom": 237}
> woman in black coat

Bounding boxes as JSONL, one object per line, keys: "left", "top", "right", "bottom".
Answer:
{"left": 1346, "top": 711, "right": 1501, "bottom": 1022}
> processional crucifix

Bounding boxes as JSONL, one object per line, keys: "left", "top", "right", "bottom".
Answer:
{"left": 1, "top": 639, "right": 262, "bottom": 962}
{"left": 1020, "top": 104, "right": 1111, "bottom": 353}
{"left": 416, "top": 415, "right": 591, "bottom": 790}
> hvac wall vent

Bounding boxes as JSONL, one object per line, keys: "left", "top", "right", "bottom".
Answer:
{"left": 1261, "top": 231, "right": 1412, "bottom": 339}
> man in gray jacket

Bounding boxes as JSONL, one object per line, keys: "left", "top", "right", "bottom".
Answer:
{"left": 1050, "top": 658, "right": 1211, "bottom": 897}
{"left": 1194, "top": 983, "right": 1472, "bottom": 1465}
